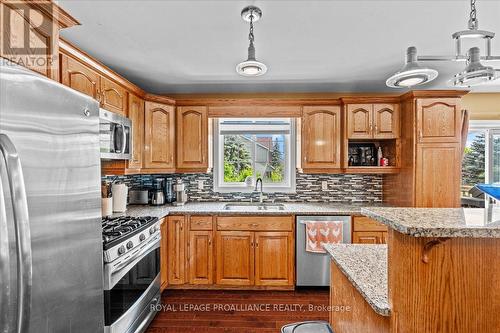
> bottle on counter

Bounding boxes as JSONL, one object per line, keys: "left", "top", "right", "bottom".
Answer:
{"left": 377, "top": 147, "right": 383, "bottom": 167}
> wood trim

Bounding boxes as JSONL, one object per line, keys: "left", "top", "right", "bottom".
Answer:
{"left": 143, "top": 92, "right": 176, "bottom": 105}
{"left": 400, "top": 90, "right": 469, "bottom": 100}
{"left": 165, "top": 284, "right": 294, "bottom": 291}
{"left": 341, "top": 96, "right": 400, "bottom": 104}
{"left": 216, "top": 216, "right": 293, "bottom": 232}
{"left": 208, "top": 105, "right": 301, "bottom": 118}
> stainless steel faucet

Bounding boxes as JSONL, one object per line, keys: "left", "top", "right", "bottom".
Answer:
{"left": 254, "top": 177, "right": 264, "bottom": 203}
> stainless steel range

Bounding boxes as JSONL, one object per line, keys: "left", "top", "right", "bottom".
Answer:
{"left": 102, "top": 216, "right": 161, "bottom": 333}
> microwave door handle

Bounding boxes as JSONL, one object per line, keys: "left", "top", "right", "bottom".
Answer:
{"left": 0, "top": 134, "right": 32, "bottom": 333}
{"left": 0, "top": 171, "right": 12, "bottom": 333}
{"left": 121, "top": 124, "right": 126, "bottom": 155}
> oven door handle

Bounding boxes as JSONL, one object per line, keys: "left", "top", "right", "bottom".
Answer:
{"left": 104, "top": 235, "right": 160, "bottom": 290}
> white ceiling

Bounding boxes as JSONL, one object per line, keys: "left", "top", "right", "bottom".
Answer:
{"left": 58, "top": 0, "right": 500, "bottom": 94}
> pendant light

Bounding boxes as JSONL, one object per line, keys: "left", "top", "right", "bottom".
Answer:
{"left": 386, "top": 0, "right": 500, "bottom": 88}
{"left": 386, "top": 47, "right": 438, "bottom": 88}
{"left": 236, "top": 6, "right": 267, "bottom": 77}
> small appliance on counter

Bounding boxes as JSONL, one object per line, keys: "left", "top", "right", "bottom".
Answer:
{"left": 347, "top": 143, "right": 377, "bottom": 166}
{"left": 165, "top": 178, "right": 175, "bottom": 203}
{"left": 101, "top": 181, "right": 113, "bottom": 217}
{"left": 173, "top": 178, "right": 188, "bottom": 206}
{"left": 150, "top": 177, "right": 166, "bottom": 206}
{"left": 129, "top": 188, "right": 150, "bottom": 205}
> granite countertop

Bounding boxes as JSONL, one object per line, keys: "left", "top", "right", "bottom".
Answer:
{"left": 112, "top": 202, "right": 384, "bottom": 219}
{"left": 324, "top": 244, "right": 389, "bottom": 317}
{"left": 362, "top": 207, "right": 500, "bottom": 238}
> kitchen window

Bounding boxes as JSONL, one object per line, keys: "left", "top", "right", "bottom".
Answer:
{"left": 213, "top": 118, "right": 296, "bottom": 193}
{"left": 461, "top": 120, "right": 500, "bottom": 207}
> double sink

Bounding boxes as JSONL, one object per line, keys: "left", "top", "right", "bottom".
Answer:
{"left": 223, "top": 202, "right": 286, "bottom": 211}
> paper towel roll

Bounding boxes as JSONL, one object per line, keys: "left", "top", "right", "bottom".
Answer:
{"left": 101, "top": 197, "right": 113, "bottom": 217}
{"left": 112, "top": 183, "right": 128, "bottom": 212}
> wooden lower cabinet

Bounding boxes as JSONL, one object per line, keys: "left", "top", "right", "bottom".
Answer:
{"left": 188, "top": 230, "right": 214, "bottom": 285}
{"left": 160, "top": 218, "right": 168, "bottom": 292}
{"left": 353, "top": 231, "right": 387, "bottom": 244}
{"left": 216, "top": 231, "right": 255, "bottom": 286}
{"left": 167, "top": 216, "right": 186, "bottom": 285}
{"left": 255, "top": 232, "right": 294, "bottom": 286}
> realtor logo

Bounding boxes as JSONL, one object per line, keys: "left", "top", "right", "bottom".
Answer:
{"left": 1, "top": 1, "right": 57, "bottom": 70}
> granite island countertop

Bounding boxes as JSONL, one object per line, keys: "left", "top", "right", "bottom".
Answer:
{"left": 362, "top": 207, "right": 500, "bottom": 238}
{"left": 112, "top": 202, "right": 385, "bottom": 219}
{"left": 323, "top": 244, "right": 389, "bottom": 316}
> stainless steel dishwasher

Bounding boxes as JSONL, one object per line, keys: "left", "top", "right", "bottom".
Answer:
{"left": 296, "top": 216, "right": 351, "bottom": 287}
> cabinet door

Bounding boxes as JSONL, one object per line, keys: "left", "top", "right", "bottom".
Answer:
{"left": 373, "top": 104, "right": 400, "bottom": 139}
{"left": 302, "top": 106, "right": 341, "bottom": 169}
{"left": 176, "top": 106, "right": 208, "bottom": 169}
{"left": 100, "top": 76, "right": 127, "bottom": 115}
{"left": 127, "top": 94, "right": 144, "bottom": 169}
{"left": 416, "top": 98, "right": 461, "bottom": 143}
{"left": 160, "top": 219, "right": 168, "bottom": 292}
{"left": 167, "top": 216, "right": 186, "bottom": 285}
{"left": 352, "top": 231, "right": 383, "bottom": 244}
{"left": 60, "top": 54, "right": 100, "bottom": 100}
{"left": 188, "top": 231, "right": 213, "bottom": 285}
{"left": 144, "top": 102, "right": 175, "bottom": 169}
{"left": 216, "top": 231, "right": 254, "bottom": 286}
{"left": 255, "top": 232, "right": 294, "bottom": 286}
{"left": 347, "top": 104, "right": 373, "bottom": 139}
{"left": 415, "top": 143, "right": 461, "bottom": 208}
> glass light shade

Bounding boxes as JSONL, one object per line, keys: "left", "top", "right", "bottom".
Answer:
{"left": 386, "top": 47, "right": 438, "bottom": 88}
{"left": 236, "top": 60, "right": 267, "bottom": 77}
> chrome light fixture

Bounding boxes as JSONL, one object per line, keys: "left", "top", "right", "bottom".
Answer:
{"left": 386, "top": 47, "right": 438, "bottom": 88}
{"left": 236, "top": 6, "right": 267, "bottom": 77}
{"left": 387, "top": 0, "right": 500, "bottom": 88}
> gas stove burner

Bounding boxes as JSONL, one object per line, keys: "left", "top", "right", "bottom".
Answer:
{"left": 101, "top": 215, "right": 158, "bottom": 250}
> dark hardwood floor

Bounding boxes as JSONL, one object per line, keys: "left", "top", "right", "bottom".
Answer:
{"left": 146, "top": 288, "right": 330, "bottom": 333}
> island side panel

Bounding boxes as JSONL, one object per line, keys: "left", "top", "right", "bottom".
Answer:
{"left": 388, "top": 229, "right": 500, "bottom": 333}
{"left": 330, "top": 263, "right": 390, "bottom": 333}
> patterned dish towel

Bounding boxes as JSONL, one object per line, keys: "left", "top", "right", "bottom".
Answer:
{"left": 305, "top": 220, "right": 344, "bottom": 253}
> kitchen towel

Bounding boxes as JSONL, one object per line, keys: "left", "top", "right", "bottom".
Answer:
{"left": 305, "top": 220, "right": 344, "bottom": 253}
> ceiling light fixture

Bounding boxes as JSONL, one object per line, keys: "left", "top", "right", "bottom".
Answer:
{"left": 386, "top": 47, "right": 438, "bottom": 88}
{"left": 236, "top": 6, "right": 267, "bottom": 77}
{"left": 387, "top": 0, "right": 500, "bottom": 88}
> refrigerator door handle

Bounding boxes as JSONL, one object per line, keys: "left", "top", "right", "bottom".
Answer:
{"left": 0, "top": 134, "right": 32, "bottom": 333}
{"left": 0, "top": 172, "right": 12, "bottom": 333}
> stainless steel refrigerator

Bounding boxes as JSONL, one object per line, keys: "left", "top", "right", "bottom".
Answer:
{"left": 0, "top": 61, "right": 104, "bottom": 332}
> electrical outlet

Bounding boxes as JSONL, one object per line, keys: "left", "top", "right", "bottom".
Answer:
{"left": 321, "top": 181, "right": 328, "bottom": 191}
{"left": 197, "top": 180, "right": 204, "bottom": 190}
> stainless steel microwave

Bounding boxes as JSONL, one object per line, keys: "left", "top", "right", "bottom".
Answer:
{"left": 99, "top": 108, "right": 132, "bottom": 160}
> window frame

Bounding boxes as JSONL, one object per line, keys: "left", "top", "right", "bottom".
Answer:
{"left": 213, "top": 118, "right": 296, "bottom": 193}
{"left": 469, "top": 120, "right": 500, "bottom": 184}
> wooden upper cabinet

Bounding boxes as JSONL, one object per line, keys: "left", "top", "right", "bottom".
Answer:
{"left": 347, "top": 103, "right": 400, "bottom": 139}
{"left": 254, "top": 232, "right": 294, "bottom": 286}
{"left": 216, "top": 231, "right": 254, "bottom": 286}
{"left": 127, "top": 94, "right": 144, "bottom": 170}
{"left": 373, "top": 104, "right": 400, "bottom": 139}
{"left": 167, "top": 216, "right": 186, "bottom": 285}
{"left": 100, "top": 76, "right": 127, "bottom": 115}
{"left": 144, "top": 101, "right": 175, "bottom": 170}
{"left": 188, "top": 230, "right": 213, "bottom": 285}
{"left": 60, "top": 54, "right": 100, "bottom": 99}
{"left": 415, "top": 143, "right": 461, "bottom": 208}
{"left": 302, "top": 106, "right": 341, "bottom": 169}
{"left": 416, "top": 98, "right": 461, "bottom": 143}
{"left": 176, "top": 106, "right": 208, "bottom": 170}
{"left": 347, "top": 104, "right": 373, "bottom": 139}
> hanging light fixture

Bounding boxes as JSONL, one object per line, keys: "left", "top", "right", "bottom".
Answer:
{"left": 236, "top": 6, "right": 267, "bottom": 77}
{"left": 386, "top": 0, "right": 500, "bottom": 88}
{"left": 450, "top": 47, "right": 497, "bottom": 87}
{"left": 386, "top": 47, "right": 438, "bottom": 88}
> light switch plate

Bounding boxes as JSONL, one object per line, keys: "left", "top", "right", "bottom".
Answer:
{"left": 197, "top": 180, "right": 204, "bottom": 190}
{"left": 321, "top": 181, "right": 328, "bottom": 190}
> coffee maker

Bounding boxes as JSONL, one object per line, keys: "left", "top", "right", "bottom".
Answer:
{"left": 150, "top": 177, "right": 166, "bottom": 206}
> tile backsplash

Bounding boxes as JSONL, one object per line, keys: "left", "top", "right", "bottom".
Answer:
{"left": 104, "top": 172, "right": 382, "bottom": 203}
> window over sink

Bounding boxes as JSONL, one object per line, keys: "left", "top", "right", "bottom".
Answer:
{"left": 213, "top": 118, "right": 296, "bottom": 193}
